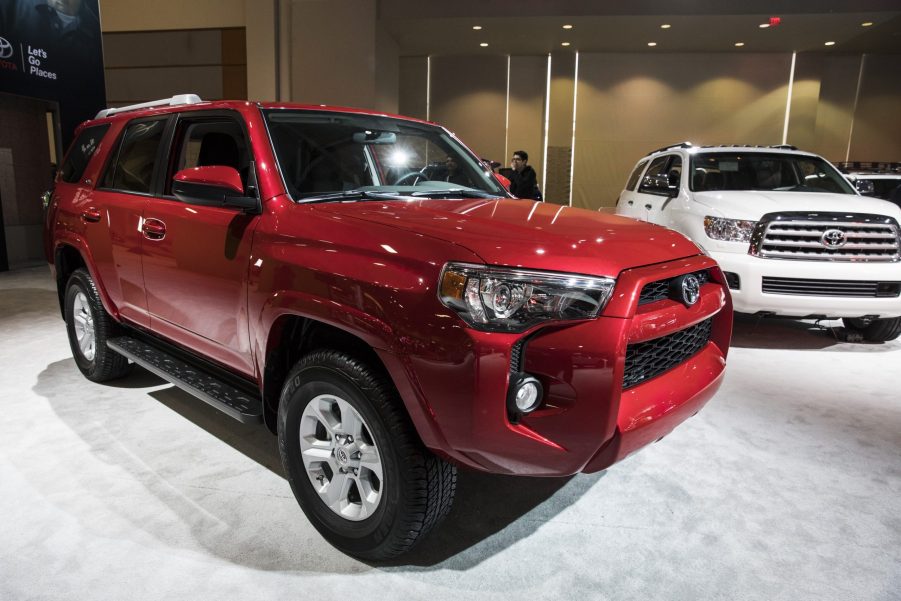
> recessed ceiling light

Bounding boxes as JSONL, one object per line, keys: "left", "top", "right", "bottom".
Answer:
{"left": 647, "top": 42, "right": 657, "bottom": 47}
{"left": 472, "top": 25, "right": 482, "bottom": 30}
{"left": 660, "top": 24, "right": 671, "bottom": 29}
{"left": 561, "top": 42, "right": 571, "bottom": 47}
{"left": 861, "top": 22, "right": 873, "bottom": 27}
{"left": 824, "top": 41, "right": 835, "bottom": 46}
{"left": 479, "top": 42, "right": 489, "bottom": 47}
{"left": 562, "top": 24, "right": 573, "bottom": 30}
{"left": 759, "top": 23, "right": 770, "bottom": 28}
{"left": 735, "top": 42, "right": 745, "bottom": 47}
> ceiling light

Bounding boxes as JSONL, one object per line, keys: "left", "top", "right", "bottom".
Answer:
{"left": 824, "top": 41, "right": 835, "bottom": 46}
{"left": 479, "top": 42, "right": 488, "bottom": 47}
{"left": 735, "top": 42, "right": 745, "bottom": 47}
{"left": 647, "top": 42, "right": 657, "bottom": 47}
{"left": 861, "top": 22, "right": 873, "bottom": 27}
{"left": 660, "top": 24, "right": 671, "bottom": 29}
{"left": 562, "top": 24, "right": 573, "bottom": 30}
{"left": 759, "top": 23, "right": 770, "bottom": 28}
{"left": 561, "top": 42, "right": 571, "bottom": 47}
{"left": 472, "top": 25, "right": 482, "bottom": 30}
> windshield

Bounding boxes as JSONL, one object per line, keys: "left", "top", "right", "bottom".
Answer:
{"left": 263, "top": 109, "right": 507, "bottom": 201}
{"left": 690, "top": 152, "right": 856, "bottom": 195}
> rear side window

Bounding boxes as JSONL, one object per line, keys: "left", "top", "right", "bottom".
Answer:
{"left": 101, "top": 119, "right": 167, "bottom": 194}
{"left": 60, "top": 124, "right": 110, "bottom": 183}
{"left": 625, "top": 160, "right": 648, "bottom": 191}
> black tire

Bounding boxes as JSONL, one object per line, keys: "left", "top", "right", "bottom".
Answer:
{"left": 277, "top": 350, "right": 456, "bottom": 560}
{"left": 64, "top": 268, "right": 131, "bottom": 382}
{"left": 842, "top": 316, "right": 901, "bottom": 342}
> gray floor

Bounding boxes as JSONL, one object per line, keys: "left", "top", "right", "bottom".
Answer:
{"left": 1, "top": 266, "right": 899, "bottom": 601}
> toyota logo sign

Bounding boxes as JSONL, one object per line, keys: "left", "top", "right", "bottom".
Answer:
{"left": 0, "top": 37, "right": 13, "bottom": 60}
{"left": 669, "top": 274, "right": 701, "bottom": 307}
{"left": 820, "top": 229, "right": 847, "bottom": 249}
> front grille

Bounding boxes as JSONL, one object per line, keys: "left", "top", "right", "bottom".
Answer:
{"left": 638, "top": 270, "right": 709, "bottom": 305}
{"left": 623, "top": 318, "right": 713, "bottom": 389}
{"left": 750, "top": 213, "right": 900, "bottom": 262}
{"left": 762, "top": 277, "right": 901, "bottom": 297}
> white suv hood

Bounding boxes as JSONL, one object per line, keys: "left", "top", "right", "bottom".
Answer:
{"left": 692, "top": 190, "right": 901, "bottom": 222}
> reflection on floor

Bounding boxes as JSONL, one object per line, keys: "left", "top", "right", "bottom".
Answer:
{"left": 1, "top": 266, "right": 899, "bottom": 600}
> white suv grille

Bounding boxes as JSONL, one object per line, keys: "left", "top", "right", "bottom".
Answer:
{"left": 749, "top": 213, "right": 901, "bottom": 262}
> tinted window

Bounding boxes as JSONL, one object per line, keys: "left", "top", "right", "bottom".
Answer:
{"left": 625, "top": 160, "right": 648, "bottom": 191}
{"left": 644, "top": 156, "right": 671, "bottom": 179}
{"left": 166, "top": 117, "right": 251, "bottom": 194}
{"left": 101, "top": 119, "right": 166, "bottom": 194}
{"left": 60, "top": 124, "right": 110, "bottom": 183}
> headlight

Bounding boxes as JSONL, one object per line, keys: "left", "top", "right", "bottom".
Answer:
{"left": 704, "top": 216, "right": 757, "bottom": 242}
{"left": 439, "top": 263, "right": 616, "bottom": 332}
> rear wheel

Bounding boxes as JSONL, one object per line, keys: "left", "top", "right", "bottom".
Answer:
{"left": 278, "top": 350, "right": 456, "bottom": 560}
{"left": 64, "top": 269, "right": 131, "bottom": 382}
{"left": 842, "top": 316, "right": 901, "bottom": 342}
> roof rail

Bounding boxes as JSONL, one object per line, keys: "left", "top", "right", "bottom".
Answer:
{"left": 95, "top": 94, "right": 203, "bottom": 119}
{"left": 770, "top": 144, "right": 798, "bottom": 150}
{"left": 645, "top": 141, "right": 693, "bottom": 156}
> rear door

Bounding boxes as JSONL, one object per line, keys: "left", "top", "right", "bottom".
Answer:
{"left": 616, "top": 158, "right": 649, "bottom": 218}
{"left": 82, "top": 117, "right": 172, "bottom": 327}
{"left": 140, "top": 110, "right": 260, "bottom": 376}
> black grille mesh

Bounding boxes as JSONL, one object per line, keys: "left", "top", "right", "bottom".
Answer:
{"left": 623, "top": 318, "right": 713, "bottom": 389}
{"left": 510, "top": 340, "right": 525, "bottom": 373}
{"left": 639, "top": 270, "right": 709, "bottom": 305}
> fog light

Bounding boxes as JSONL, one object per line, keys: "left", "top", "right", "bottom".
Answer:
{"left": 508, "top": 374, "right": 543, "bottom": 415}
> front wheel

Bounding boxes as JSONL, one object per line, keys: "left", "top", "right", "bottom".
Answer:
{"left": 842, "top": 316, "right": 901, "bottom": 342}
{"left": 277, "top": 350, "right": 456, "bottom": 560}
{"left": 64, "top": 269, "right": 131, "bottom": 382}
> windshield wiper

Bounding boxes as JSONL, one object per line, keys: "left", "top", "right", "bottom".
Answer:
{"left": 298, "top": 190, "right": 405, "bottom": 204}
{"left": 409, "top": 189, "right": 500, "bottom": 199}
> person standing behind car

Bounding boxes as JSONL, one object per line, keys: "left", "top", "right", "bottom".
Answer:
{"left": 509, "top": 150, "right": 541, "bottom": 200}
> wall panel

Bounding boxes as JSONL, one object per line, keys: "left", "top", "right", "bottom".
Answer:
{"left": 573, "top": 53, "right": 792, "bottom": 210}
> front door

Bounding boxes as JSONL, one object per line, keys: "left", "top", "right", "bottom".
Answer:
{"left": 141, "top": 111, "right": 259, "bottom": 376}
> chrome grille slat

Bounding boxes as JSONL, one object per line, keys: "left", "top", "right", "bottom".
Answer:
{"left": 749, "top": 212, "right": 901, "bottom": 262}
{"left": 762, "top": 277, "right": 901, "bottom": 297}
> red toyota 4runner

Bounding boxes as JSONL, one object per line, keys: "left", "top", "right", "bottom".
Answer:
{"left": 45, "top": 95, "right": 732, "bottom": 560}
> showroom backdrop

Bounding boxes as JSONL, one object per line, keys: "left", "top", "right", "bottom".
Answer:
{"left": 95, "top": 0, "right": 901, "bottom": 209}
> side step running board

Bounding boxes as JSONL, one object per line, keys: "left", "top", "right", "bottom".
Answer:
{"left": 107, "top": 336, "right": 263, "bottom": 424}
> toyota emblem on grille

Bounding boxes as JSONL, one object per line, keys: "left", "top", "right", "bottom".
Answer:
{"left": 670, "top": 274, "right": 701, "bottom": 307}
{"left": 821, "top": 228, "right": 847, "bottom": 248}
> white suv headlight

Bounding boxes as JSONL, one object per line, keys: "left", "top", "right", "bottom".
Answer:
{"left": 704, "top": 216, "right": 757, "bottom": 242}
{"left": 439, "top": 263, "right": 616, "bottom": 333}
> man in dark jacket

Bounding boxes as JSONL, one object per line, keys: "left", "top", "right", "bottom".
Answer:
{"left": 509, "top": 150, "right": 541, "bottom": 200}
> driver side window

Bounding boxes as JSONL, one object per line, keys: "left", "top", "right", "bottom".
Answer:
{"left": 166, "top": 117, "right": 252, "bottom": 196}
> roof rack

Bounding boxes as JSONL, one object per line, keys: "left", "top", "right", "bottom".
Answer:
{"left": 95, "top": 94, "right": 204, "bottom": 119}
{"left": 645, "top": 141, "right": 693, "bottom": 156}
{"left": 769, "top": 144, "right": 798, "bottom": 150}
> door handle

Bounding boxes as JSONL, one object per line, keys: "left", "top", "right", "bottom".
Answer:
{"left": 142, "top": 218, "right": 167, "bottom": 241}
{"left": 81, "top": 207, "right": 102, "bottom": 223}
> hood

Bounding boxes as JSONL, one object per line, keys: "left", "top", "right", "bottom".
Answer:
{"left": 319, "top": 198, "right": 700, "bottom": 277}
{"left": 692, "top": 190, "right": 901, "bottom": 222}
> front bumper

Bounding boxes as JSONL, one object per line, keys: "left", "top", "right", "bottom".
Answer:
{"left": 711, "top": 250, "right": 901, "bottom": 318}
{"left": 386, "top": 255, "right": 732, "bottom": 477}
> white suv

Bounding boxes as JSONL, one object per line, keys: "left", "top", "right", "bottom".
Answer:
{"left": 615, "top": 143, "right": 901, "bottom": 342}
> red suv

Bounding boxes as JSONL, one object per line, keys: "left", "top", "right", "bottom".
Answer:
{"left": 45, "top": 95, "right": 732, "bottom": 560}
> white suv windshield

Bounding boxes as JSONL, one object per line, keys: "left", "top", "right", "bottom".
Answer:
{"left": 690, "top": 152, "right": 855, "bottom": 195}
{"left": 264, "top": 110, "right": 506, "bottom": 201}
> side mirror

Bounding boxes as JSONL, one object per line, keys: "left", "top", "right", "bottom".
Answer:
{"left": 172, "top": 166, "right": 259, "bottom": 212}
{"left": 854, "top": 179, "right": 875, "bottom": 196}
{"left": 639, "top": 173, "right": 678, "bottom": 197}
{"left": 496, "top": 173, "right": 511, "bottom": 192}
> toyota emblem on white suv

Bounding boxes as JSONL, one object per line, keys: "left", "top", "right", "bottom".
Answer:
{"left": 0, "top": 37, "right": 14, "bottom": 60}
{"left": 820, "top": 228, "right": 847, "bottom": 249}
